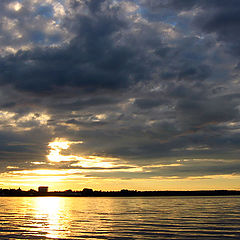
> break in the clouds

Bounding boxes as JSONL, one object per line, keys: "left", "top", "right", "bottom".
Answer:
{"left": 0, "top": 0, "right": 240, "bottom": 190}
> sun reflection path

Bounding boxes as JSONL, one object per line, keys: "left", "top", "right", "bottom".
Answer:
{"left": 34, "top": 197, "right": 70, "bottom": 239}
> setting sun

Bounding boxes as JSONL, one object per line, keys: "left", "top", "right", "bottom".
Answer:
{"left": 47, "top": 138, "right": 124, "bottom": 169}
{"left": 47, "top": 138, "right": 83, "bottom": 163}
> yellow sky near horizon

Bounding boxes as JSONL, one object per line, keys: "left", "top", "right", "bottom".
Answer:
{"left": 1, "top": 173, "right": 240, "bottom": 191}
{"left": 0, "top": 138, "right": 240, "bottom": 191}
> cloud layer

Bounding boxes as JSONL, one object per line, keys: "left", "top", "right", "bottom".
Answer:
{"left": 0, "top": 0, "right": 240, "bottom": 189}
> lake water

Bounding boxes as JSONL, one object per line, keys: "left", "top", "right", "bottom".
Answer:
{"left": 0, "top": 196, "right": 239, "bottom": 239}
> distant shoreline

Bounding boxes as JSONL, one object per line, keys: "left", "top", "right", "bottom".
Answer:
{"left": 1, "top": 188, "right": 240, "bottom": 197}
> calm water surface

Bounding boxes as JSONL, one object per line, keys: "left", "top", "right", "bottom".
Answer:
{"left": 0, "top": 196, "right": 239, "bottom": 239}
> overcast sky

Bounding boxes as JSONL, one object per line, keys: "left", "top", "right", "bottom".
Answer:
{"left": 0, "top": 0, "right": 240, "bottom": 191}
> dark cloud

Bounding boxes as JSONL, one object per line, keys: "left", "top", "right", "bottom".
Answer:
{"left": 0, "top": 127, "right": 51, "bottom": 172}
{"left": 0, "top": 0, "right": 140, "bottom": 94}
{"left": 144, "top": 0, "right": 240, "bottom": 57}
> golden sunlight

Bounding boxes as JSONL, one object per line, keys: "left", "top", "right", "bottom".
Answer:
{"left": 47, "top": 138, "right": 83, "bottom": 162}
{"left": 34, "top": 197, "right": 69, "bottom": 239}
{"left": 47, "top": 138, "right": 121, "bottom": 168}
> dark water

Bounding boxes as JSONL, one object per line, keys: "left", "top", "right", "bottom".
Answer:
{"left": 0, "top": 196, "right": 239, "bottom": 239}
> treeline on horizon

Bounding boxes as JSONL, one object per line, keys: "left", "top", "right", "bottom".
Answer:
{"left": 0, "top": 188, "right": 240, "bottom": 197}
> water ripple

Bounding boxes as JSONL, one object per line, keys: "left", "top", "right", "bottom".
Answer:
{"left": 0, "top": 196, "right": 240, "bottom": 239}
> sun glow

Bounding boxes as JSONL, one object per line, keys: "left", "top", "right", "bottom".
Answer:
{"left": 47, "top": 138, "right": 121, "bottom": 168}
{"left": 0, "top": 138, "right": 143, "bottom": 190}
{"left": 47, "top": 138, "right": 83, "bottom": 163}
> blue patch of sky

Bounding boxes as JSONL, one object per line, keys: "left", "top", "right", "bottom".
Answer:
{"left": 30, "top": 30, "right": 63, "bottom": 45}
{"left": 48, "top": 34, "right": 62, "bottom": 45}
{"left": 35, "top": 4, "right": 54, "bottom": 19}
{"left": 30, "top": 31, "right": 45, "bottom": 44}
{"left": 138, "top": 6, "right": 177, "bottom": 26}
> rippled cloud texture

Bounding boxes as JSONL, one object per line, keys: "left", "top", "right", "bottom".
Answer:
{"left": 0, "top": 0, "right": 240, "bottom": 190}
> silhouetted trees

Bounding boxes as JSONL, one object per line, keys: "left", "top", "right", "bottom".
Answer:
{"left": 0, "top": 188, "right": 240, "bottom": 197}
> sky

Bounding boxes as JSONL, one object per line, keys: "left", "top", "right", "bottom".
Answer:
{"left": 0, "top": 0, "right": 240, "bottom": 191}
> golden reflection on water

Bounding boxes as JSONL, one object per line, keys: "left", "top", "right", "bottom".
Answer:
{"left": 33, "top": 197, "right": 70, "bottom": 239}
{"left": 1, "top": 197, "right": 240, "bottom": 239}
{"left": 31, "top": 197, "right": 117, "bottom": 239}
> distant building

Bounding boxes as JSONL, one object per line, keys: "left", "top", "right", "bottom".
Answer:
{"left": 38, "top": 186, "right": 48, "bottom": 193}
{"left": 82, "top": 188, "right": 93, "bottom": 196}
